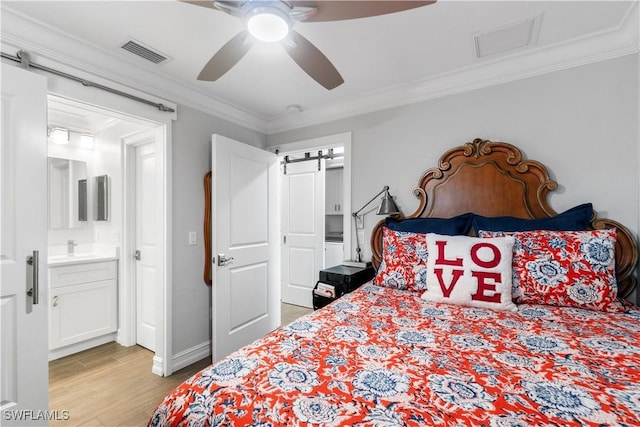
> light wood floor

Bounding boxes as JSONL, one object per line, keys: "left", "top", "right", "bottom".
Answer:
{"left": 49, "top": 342, "right": 210, "bottom": 426}
{"left": 281, "top": 302, "right": 313, "bottom": 326}
{"left": 49, "top": 303, "right": 312, "bottom": 426}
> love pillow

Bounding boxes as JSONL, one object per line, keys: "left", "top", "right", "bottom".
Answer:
{"left": 421, "top": 233, "right": 517, "bottom": 312}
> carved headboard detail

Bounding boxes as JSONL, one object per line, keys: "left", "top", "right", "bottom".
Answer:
{"left": 371, "top": 138, "right": 638, "bottom": 298}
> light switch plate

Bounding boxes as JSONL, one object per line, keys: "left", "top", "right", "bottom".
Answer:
{"left": 188, "top": 231, "right": 197, "bottom": 245}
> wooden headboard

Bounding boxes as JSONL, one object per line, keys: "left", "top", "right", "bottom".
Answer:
{"left": 371, "top": 138, "right": 638, "bottom": 298}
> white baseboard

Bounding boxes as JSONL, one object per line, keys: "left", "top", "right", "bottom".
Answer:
{"left": 171, "top": 340, "right": 211, "bottom": 372}
{"left": 48, "top": 333, "right": 117, "bottom": 361}
{"left": 152, "top": 355, "right": 164, "bottom": 377}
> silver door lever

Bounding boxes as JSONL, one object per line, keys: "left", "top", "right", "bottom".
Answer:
{"left": 217, "top": 254, "right": 234, "bottom": 266}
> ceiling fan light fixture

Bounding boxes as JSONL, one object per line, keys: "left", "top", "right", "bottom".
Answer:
{"left": 246, "top": 6, "right": 290, "bottom": 42}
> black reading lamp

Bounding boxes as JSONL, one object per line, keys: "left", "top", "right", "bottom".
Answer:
{"left": 352, "top": 185, "right": 400, "bottom": 263}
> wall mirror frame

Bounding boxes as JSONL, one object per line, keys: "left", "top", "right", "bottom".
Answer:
{"left": 94, "top": 174, "right": 110, "bottom": 221}
{"left": 48, "top": 157, "right": 88, "bottom": 229}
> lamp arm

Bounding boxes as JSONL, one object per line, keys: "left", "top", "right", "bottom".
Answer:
{"left": 353, "top": 214, "right": 362, "bottom": 262}
{"left": 352, "top": 185, "right": 389, "bottom": 217}
{"left": 352, "top": 185, "right": 389, "bottom": 263}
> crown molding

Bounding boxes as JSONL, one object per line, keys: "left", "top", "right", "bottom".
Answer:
{"left": 1, "top": 7, "right": 269, "bottom": 133}
{"left": 2, "top": 3, "right": 637, "bottom": 135}
{"left": 267, "top": 2, "right": 639, "bottom": 134}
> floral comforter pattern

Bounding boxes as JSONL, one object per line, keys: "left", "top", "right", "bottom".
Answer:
{"left": 149, "top": 284, "right": 640, "bottom": 426}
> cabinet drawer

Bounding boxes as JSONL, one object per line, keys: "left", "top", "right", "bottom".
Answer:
{"left": 49, "top": 279, "right": 117, "bottom": 350}
{"left": 49, "top": 261, "right": 117, "bottom": 288}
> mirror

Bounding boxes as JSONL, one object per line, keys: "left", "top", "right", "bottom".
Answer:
{"left": 94, "top": 175, "right": 109, "bottom": 221}
{"left": 48, "top": 157, "right": 88, "bottom": 229}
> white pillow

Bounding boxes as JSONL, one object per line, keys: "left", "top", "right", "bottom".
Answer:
{"left": 421, "top": 233, "right": 517, "bottom": 312}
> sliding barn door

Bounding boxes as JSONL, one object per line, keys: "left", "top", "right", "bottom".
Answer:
{"left": 281, "top": 160, "right": 325, "bottom": 308}
{"left": 0, "top": 64, "right": 49, "bottom": 425}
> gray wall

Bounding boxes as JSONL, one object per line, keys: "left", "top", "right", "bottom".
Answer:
{"left": 268, "top": 54, "right": 640, "bottom": 304}
{"left": 171, "top": 105, "right": 266, "bottom": 356}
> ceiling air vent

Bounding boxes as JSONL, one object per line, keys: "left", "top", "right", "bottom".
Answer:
{"left": 120, "top": 39, "right": 169, "bottom": 64}
{"left": 474, "top": 14, "right": 542, "bottom": 59}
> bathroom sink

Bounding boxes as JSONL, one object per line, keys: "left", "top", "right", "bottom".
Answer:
{"left": 48, "top": 253, "right": 116, "bottom": 265}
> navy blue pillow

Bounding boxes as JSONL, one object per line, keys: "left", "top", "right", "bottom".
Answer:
{"left": 472, "top": 203, "right": 593, "bottom": 232}
{"left": 385, "top": 213, "right": 473, "bottom": 235}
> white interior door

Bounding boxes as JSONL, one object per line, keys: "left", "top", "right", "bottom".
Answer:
{"left": 211, "top": 134, "right": 279, "bottom": 362}
{"left": 135, "top": 141, "right": 157, "bottom": 351}
{"left": 0, "top": 64, "right": 49, "bottom": 424}
{"left": 281, "top": 160, "right": 325, "bottom": 308}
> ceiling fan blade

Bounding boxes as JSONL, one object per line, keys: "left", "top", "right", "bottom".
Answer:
{"left": 180, "top": 1, "right": 219, "bottom": 11}
{"left": 282, "top": 30, "right": 344, "bottom": 90}
{"left": 292, "top": 1, "right": 435, "bottom": 22}
{"left": 198, "top": 31, "right": 254, "bottom": 81}
{"left": 181, "top": 1, "right": 243, "bottom": 17}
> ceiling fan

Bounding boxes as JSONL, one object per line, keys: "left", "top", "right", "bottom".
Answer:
{"left": 184, "top": 1, "right": 435, "bottom": 90}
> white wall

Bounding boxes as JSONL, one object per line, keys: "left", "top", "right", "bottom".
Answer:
{"left": 92, "top": 121, "right": 148, "bottom": 247}
{"left": 267, "top": 54, "right": 640, "bottom": 304}
{"left": 170, "top": 105, "right": 266, "bottom": 356}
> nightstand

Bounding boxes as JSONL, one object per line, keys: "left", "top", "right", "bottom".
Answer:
{"left": 312, "top": 264, "right": 375, "bottom": 310}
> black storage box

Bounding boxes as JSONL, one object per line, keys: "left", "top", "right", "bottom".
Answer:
{"left": 318, "top": 265, "right": 375, "bottom": 292}
{"left": 313, "top": 265, "right": 375, "bottom": 310}
{"left": 312, "top": 281, "right": 340, "bottom": 310}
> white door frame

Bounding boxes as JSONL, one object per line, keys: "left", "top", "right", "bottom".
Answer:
{"left": 122, "top": 127, "right": 165, "bottom": 373}
{"left": 272, "top": 132, "right": 352, "bottom": 263}
{"left": 46, "top": 73, "right": 175, "bottom": 376}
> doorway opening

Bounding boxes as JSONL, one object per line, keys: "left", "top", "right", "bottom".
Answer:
{"left": 46, "top": 95, "right": 169, "bottom": 376}
{"left": 275, "top": 133, "right": 352, "bottom": 309}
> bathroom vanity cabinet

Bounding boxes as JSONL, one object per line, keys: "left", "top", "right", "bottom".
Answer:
{"left": 48, "top": 259, "right": 117, "bottom": 359}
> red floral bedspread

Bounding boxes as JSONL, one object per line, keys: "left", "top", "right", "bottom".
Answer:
{"left": 149, "top": 284, "right": 640, "bottom": 426}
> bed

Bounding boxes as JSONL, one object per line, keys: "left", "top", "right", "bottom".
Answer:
{"left": 149, "top": 138, "right": 640, "bottom": 426}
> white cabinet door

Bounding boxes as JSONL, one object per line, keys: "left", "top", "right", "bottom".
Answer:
{"left": 49, "top": 261, "right": 118, "bottom": 350}
{"left": 325, "top": 242, "right": 344, "bottom": 268}
{"left": 325, "top": 167, "right": 344, "bottom": 214}
{"left": 49, "top": 280, "right": 117, "bottom": 349}
{"left": 334, "top": 168, "right": 343, "bottom": 213}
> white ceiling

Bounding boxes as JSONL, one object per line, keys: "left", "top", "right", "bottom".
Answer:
{"left": 48, "top": 97, "right": 119, "bottom": 132}
{"left": 2, "top": 1, "right": 638, "bottom": 133}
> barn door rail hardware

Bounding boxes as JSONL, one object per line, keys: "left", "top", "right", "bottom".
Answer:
{"left": 1, "top": 50, "right": 175, "bottom": 113}
{"left": 281, "top": 148, "right": 343, "bottom": 174}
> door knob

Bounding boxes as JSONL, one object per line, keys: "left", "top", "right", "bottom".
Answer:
{"left": 217, "top": 254, "right": 234, "bottom": 266}
{"left": 133, "top": 250, "right": 141, "bottom": 261}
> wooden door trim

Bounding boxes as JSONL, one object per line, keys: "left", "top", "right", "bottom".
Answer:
{"left": 204, "top": 171, "right": 212, "bottom": 286}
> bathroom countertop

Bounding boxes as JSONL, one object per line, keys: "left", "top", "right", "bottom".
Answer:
{"left": 48, "top": 253, "right": 119, "bottom": 267}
